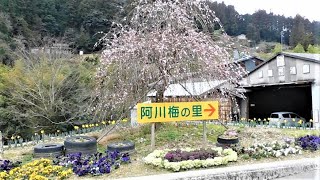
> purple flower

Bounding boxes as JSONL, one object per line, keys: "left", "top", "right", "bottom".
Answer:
{"left": 121, "top": 156, "right": 130, "bottom": 162}
{"left": 54, "top": 150, "right": 130, "bottom": 176}
{"left": 297, "top": 135, "right": 320, "bottom": 150}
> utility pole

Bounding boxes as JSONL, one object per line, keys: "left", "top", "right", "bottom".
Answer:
{"left": 280, "top": 30, "right": 284, "bottom": 52}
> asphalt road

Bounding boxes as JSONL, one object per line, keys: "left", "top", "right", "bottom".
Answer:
{"left": 275, "top": 169, "right": 320, "bottom": 180}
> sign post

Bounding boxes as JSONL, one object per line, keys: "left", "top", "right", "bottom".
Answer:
{"left": 203, "top": 120, "right": 207, "bottom": 148}
{"left": 151, "top": 123, "right": 155, "bottom": 150}
{"left": 137, "top": 101, "right": 219, "bottom": 148}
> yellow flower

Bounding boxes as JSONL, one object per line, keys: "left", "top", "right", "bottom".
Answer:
{"left": 74, "top": 126, "right": 79, "bottom": 130}
{"left": 0, "top": 172, "right": 8, "bottom": 178}
{"left": 263, "top": 118, "right": 266, "bottom": 121}
{"left": 58, "top": 169, "right": 73, "bottom": 179}
{"left": 292, "top": 118, "right": 295, "bottom": 122}
{"left": 253, "top": 118, "right": 256, "bottom": 120}
{"left": 9, "top": 170, "right": 14, "bottom": 175}
{"left": 102, "top": 121, "right": 106, "bottom": 125}
{"left": 57, "top": 130, "right": 60, "bottom": 133}
{"left": 284, "top": 120, "right": 287, "bottom": 123}
{"left": 122, "top": 118, "right": 128, "bottom": 122}
{"left": 298, "top": 120, "right": 303, "bottom": 124}
{"left": 85, "top": 124, "right": 89, "bottom": 128}
{"left": 258, "top": 118, "right": 261, "bottom": 121}
{"left": 29, "top": 174, "right": 47, "bottom": 180}
{"left": 112, "top": 120, "right": 116, "bottom": 124}
{"left": 310, "top": 119, "right": 313, "bottom": 122}
{"left": 5, "top": 158, "right": 68, "bottom": 180}
{"left": 95, "top": 123, "right": 99, "bottom": 127}
{"left": 108, "top": 120, "right": 111, "bottom": 124}
{"left": 82, "top": 125, "right": 85, "bottom": 128}
{"left": 17, "top": 135, "right": 20, "bottom": 139}
{"left": 40, "top": 130, "right": 45, "bottom": 134}
{"left": 11, "top": 136, "right": 15, "bottom": 140}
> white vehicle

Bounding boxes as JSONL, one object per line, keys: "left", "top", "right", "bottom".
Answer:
{"left": 269, "top": 112, "right": 306, "bottom": 127}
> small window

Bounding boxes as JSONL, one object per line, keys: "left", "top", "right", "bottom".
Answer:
{"left": 303, "top": 64, "right": 310, "bottom": 74}
{"left": 278, "top": 67, "right": 284, "bottom": 76}
{"left": 271, "top": 114, "right": 279, "bottom": 118}
{"left": 282, "top": 113, "right": 290, "bottom": 118}
{"left": 258, "top": 71, "right": 263, "bottom": 78}
{"left": 277, "top": 55, "right": 285, "bottom": 66}
{"left": 290, "top": 67, "right": 296, "bottom": 75}
{"left": 268, "top": 70, "right": 273, "bottom": 77}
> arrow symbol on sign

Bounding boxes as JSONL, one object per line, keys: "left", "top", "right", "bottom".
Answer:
{"left": 204, "top": 104, "right": 216, "bottom": 116}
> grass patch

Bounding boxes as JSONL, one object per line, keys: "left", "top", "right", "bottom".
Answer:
{"left": 21, "top": 153, "right": 33, "bottom": 164}
{"left": 281, "top": 128, "right": 320, "bottom": 138}
{"left": 97, "top": 144, "right": 106, "bottom": 153}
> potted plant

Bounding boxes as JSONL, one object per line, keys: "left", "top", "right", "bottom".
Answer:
{"left": 217, "top": 129, "right": 239, "bottom": 145}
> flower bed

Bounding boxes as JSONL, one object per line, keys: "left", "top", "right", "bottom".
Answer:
{"left": 144, "top": 147, "right": 237, "bottom": 172}
{"left": 53, "top": 151, "right": 130, "bottom": 176}
{"left": 0, "top": 159, "right": 72, "bottom": 180}
{"left": 238, "top": 141, "right": 302, "bottom": 159}
{"left": 297, "top": 135, "right": 320, "bottom": 150}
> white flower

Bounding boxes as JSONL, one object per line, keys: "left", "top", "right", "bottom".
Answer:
{"left": 265, "top": 147, "right": 273, "bottom": 152}
{"left": 283, "top": 149, "right": 290, "bottom": 156}
{"left": 144, "top": 148, "right": 237, "bottom": 171}
{"left": 163, "top": 161, "right": 181, "bottom": 172}
{"left": 275, "top": 151, "right": 282, "bottom": 157}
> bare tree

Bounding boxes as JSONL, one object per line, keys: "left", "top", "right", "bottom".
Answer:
{"left": 94, "top": 0, "right": 246, "bottom": 127}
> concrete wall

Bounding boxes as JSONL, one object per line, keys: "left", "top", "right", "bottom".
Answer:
{"left": 241, "top": 55, "right": 320, "bottom": 86}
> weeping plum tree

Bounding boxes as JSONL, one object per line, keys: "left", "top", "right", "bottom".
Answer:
{"left": 93, "top": 0, "right": 246, "bottom": 128}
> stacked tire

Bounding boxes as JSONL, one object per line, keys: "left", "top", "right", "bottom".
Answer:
{"left": 33, "top": 144, "right": 64, "bottom": 158}
{"left": 107, "top": 141, "right": 135, "bottom": 154}
{"left": 64, "top": 136, "right": 97, "bottom": 155}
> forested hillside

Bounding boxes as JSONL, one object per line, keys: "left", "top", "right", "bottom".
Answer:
{"left": 0, "top": 0, "right": 319, "bottom": 65}
{"left": 0, "top": 0, "right": 126, "bottom": 64}
{"left": 207, "top": 1, "right": 320, "bottom": 47}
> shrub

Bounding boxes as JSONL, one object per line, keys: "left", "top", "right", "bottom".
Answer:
{"left": 0, "top": 55, "right": 95, "bottom": 137}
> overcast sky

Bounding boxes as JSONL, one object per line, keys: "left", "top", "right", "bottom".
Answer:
{"left": 215, "top": 0, "right": 320, "bottom": 22}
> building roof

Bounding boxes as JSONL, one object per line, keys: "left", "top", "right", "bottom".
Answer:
{"left": 283, "top": 52, "right": 320, "bottom": 61}
{"left": 147, "top": 80, "right": 226, "bottom": 97}
{"left": 247, "top": 52, "right": 320, "bottom": 76}
{"left": 234, "top": 56, "right": 265, "bottom": 63}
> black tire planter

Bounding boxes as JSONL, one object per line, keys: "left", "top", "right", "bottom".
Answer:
{"left": 107, "top": 141, "right": 135, "bottom": 154}
{"left": 33, "top": 143, "right": 64, "bottom": 158}
{"left": 64, "top": 136, "right": 97, "bottom": 155}
{"left": 217, "top": 136, "right": 239, "bottom": 144}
